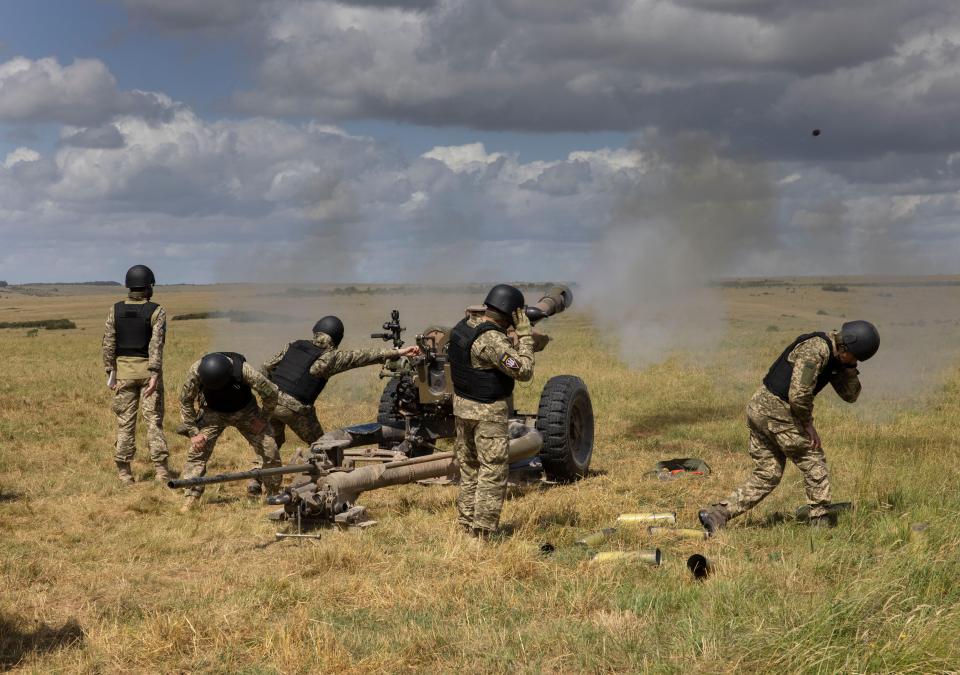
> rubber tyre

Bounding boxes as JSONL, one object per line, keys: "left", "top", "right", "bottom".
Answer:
{"left": 535, "top": 375, "right": 594, "bottom": 481}
{"left": 377, "top": 377, "right": 408, "bottom": 430}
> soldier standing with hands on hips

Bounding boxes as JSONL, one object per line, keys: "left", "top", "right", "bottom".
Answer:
{"left": 101, "top": 264, "right": 170, "bottom": 485}
{"left": 449, "top": 284, "right": 535, "bottom": 539}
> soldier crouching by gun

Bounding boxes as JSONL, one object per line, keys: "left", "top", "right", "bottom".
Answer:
{"left": 257, "top": 316, "right": 420, "bottom": 493}
{"left": 177, "top": 352, "right": 281, "bottom": 512}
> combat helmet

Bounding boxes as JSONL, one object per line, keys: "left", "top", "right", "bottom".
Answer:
{"left": 483, "top": 284, "right": 525, "bottom": 319}
{"left": 198, "top": 353, "right": 234, "bottom": 390}
{"left": 840, "top": 320, "right": 880, "bottom": 361}
{"left": 125, "top": 264, "right": 155, "bottom": 289}
{"left": 313, "top": 316, "right": 345, "bottom": 347}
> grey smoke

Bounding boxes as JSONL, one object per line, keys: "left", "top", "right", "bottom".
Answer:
{"left": 581, "top": 131, "right": 779, "bottom": 366}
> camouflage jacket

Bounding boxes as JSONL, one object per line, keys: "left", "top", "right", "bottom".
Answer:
{"left": 758, "top": 330, "right": 861, "bottom": 426}
{"left": 453, "top": 315, "right": 535, "bottom": 422}
{"left": 262, "top": 333, "right": 399, "bottom": 379}
{"left": 180, "top": 358, "right": 279, "bottom": 435}
{"left": 101, "top": 294, "right": 166, "bottom": 380}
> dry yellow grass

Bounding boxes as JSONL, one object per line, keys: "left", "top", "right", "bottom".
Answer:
{"left": 1, "top": 280, "right": 959, "bottom": 673}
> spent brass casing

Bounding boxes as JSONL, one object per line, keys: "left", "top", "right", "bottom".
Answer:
{"left": 617, "top": 512, "right": 676, "bottom": 525}
{"left": 908, "top": 522, "right": 929, "bottom": 545}
{"left": 647, "top": 526, "right": 708, "bottom": 540}
{"left": 575, "top": 528, "right": 617, "bottom": 547}
{"left": 591, "top": 549, "right": 662, "bottom": 566}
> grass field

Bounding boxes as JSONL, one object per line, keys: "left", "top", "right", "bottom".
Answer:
{"left": 1, "top": 280, "right": 959, "bottom": 673}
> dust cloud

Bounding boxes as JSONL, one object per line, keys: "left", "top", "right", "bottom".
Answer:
{"left": 580, "top": 132, "right": 779, "bottom": 367}
{"left": 823, "top": 282, "right": 960, "bottom": 418}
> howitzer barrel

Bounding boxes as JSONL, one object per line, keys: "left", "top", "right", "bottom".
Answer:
{"left": 167, "top": 463, "right": 319, "bottom": 489}
{"left": 525, "top": 285, "right": 573, "bottom": 323}
{"left": 323, "top": 427, "right": 544, "bottom": 503}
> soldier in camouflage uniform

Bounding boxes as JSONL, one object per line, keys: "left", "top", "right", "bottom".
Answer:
{"left": 449, "top": 284, "right": 535, "bottom": 538}
{"left": 699, "top": 320, "right": 880, "bottom": 532}
{"left": 254, "top": 316, "right": 419, "bottom": 494}
{"left": 178, "top": 352, "right": 281, "bottom": 511}
{"left": 101, "top": 264, "right": 169, "bottom": 485}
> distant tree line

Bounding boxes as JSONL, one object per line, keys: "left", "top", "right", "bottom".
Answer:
{"left": 0, "top": 319, "right": 76, "bottom": 330}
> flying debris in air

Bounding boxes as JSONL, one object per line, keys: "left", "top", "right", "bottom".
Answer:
{"left": 812, "top": 129, "right": 822, "bottom": 137}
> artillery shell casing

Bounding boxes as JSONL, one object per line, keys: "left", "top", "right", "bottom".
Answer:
{"left": 591, "top": 549, "right": 662, "bottom": 566}
{"left": 647, "top": 526, "right": 707, "bottom": 540}
{"left": 575, "top": 528, "right": 617, "bottom": 547}
{"left": 617, "top": 512, "right": 676, "bottom": 525}
{"left": 687, "top": 554, "right": 713, "bottom": 580}
{"left": 908, "top": 522, "right": 929, "bottom": 545}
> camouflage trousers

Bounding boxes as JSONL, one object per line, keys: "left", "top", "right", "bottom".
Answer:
{"left": 181, "top": 401, "right": 281, "bottom": 498}
{"left": 267, "top": 393, "right": 325, "bottom": 452}
{"left": 112, "top": 377, "right": 168, "bottom": 467}
{"left": 455, "top": 417, "right": 509, "bottom": 532}
{"left": 719, "top": 391, "right": 832, "bottom": 520}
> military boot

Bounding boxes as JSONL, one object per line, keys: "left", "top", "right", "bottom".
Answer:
{"left": 472, "top": 527, "right": 508, "bottom": 542}
{"left": 698, "top": 505, "right": 730, "bottom": 536}
{"left": 179, "top": 495, "right": 200, "bottom": 513}
{"left": 247, "top": 480, "right": 263, "bottom": 497}
{"left": 116, "top": 462, "right": 135, "bottom": 486}
{"left": 154, "top": 463, "right": 171, "bottom": 484}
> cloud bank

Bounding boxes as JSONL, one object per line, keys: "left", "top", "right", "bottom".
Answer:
{"left": 2, "top": 0, "right": 960, "bottom": 285}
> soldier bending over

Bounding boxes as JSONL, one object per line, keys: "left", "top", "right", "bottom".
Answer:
{"left": 699, "top": 320, "right": 880, "bottom": 533}
{"left": 256, "top": 316, "right": 419, "bottom": 494}
{"left": 178, "top": 352, "right": 281, "bottom": 511}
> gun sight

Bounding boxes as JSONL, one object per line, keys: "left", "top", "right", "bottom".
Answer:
{"left": 371, "top": 309, "right": 405, "bottom": 348}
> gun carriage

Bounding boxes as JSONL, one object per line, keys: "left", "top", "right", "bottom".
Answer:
{"left": 170, "top": 286, "right": 594, "bottom": 526}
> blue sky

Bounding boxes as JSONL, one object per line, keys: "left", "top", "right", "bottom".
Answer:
{"left": 0, "top": 1, "right": 630, "bottom": 163}
{"left": 0, "top": 0, "right": 958, "bottom": 285}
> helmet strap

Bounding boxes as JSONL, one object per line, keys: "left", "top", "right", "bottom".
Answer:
{"left": 484, "top": 307, "right": 511, "bottom": 327}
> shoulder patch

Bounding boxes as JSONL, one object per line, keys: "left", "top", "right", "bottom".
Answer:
{"left": 500, "top": 353, "right": 521, "bottom": 371}
{"left": 800, "top": 361, "right": 817, "bottom": 386}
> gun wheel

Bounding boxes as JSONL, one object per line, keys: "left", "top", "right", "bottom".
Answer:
{"left": 535, "top": 375, "right": 594, "bottom": 481}
{"left": 376, "top": 376, "right": 410, "bottom": 448}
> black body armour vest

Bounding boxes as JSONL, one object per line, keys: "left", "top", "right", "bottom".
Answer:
{"left": 763, "top": 332, "right": 840, "bottom": 403}
{"left": 448, "top": 319, "right": 515, "bottom": 404}
{"left": 202, "top": 352, "right": 254, "bottom": 413}
{"left": 114, "top": 301, "right": 159, "bottom": 358}
{"left": 269, "top": 340, "right": 328, "bottom": 405}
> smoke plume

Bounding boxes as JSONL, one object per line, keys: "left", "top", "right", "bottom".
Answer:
{"left": 582, "top": 131, "right": 779, "bottom": 367}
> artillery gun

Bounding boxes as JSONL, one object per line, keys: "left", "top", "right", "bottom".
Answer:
{"left": 358, "top": 285, "right": 594, "bottom": 482}
{"left": 169, "top": 285, "right": 594, "bottom": 526}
